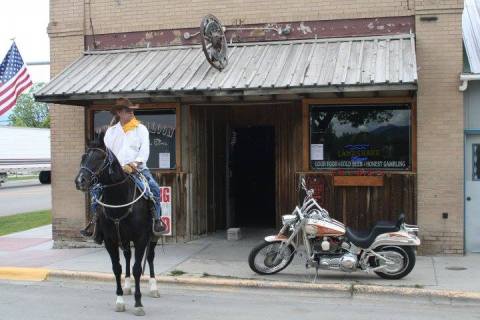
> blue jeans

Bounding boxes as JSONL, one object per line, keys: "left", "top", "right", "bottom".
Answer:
{"left": 137, "top": 168, "right": 162, "bottom": 219}
{"left": 89, "top": 169, "right": 162, "bottom": 219}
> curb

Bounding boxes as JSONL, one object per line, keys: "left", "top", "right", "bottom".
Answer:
{"left": 46, "top": 269, "right": 480, "bottom": 303}
{"left": 0, "top": 267, "right": 50, "bottom": 281}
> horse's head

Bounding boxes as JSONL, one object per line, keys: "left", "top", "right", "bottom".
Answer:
{"left": 75, "top": 132, "right": 125, "bottom": 191}
{"left": 75, "top": 135, "right": 109, "bottom": 191}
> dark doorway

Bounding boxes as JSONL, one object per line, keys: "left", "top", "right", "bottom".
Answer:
{"left": 230, "top": 126, "right": 275, "bottom": 228}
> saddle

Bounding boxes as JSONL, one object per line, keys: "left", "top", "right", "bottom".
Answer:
{"left": 130, "top": 172, "right": 153, "bottom": 200}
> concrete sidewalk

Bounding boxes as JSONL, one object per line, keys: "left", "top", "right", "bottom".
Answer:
{"left": 1, "top": 225, "right": 479, "bottom": 293}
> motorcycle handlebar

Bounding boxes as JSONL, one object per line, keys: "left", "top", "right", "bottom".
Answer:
{"left": 300, "top": 178, "right": 314, "bottom": 200}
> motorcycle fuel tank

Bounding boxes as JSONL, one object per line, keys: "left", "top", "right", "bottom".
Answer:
{"left": 305, "top": 218, "right": 345, "bottom": 237}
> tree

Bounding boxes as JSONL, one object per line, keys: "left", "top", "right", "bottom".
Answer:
{"left": 8, "top": 83, "right": 50, "bottom": 128}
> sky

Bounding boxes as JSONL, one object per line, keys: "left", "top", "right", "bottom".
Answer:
{"left": 0, "top": 0, "right": 50, "bottom": 124}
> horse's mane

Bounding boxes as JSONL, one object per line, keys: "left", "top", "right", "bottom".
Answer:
{"left": 88, "top": 131, "right": 106, "bottom": 149}
{"left": 87, "top": 133, "right": 124, "bottom": 171}
{"left": 88, "top": 139, "right": 105, "bottom": 149}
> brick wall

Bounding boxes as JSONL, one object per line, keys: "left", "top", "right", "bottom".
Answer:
{"left": 83, "top": 0, "right": 414, "bottom": 35}
{"left": 415, "top": 8, "right": 464, "bottom": 254}
{"left": 49, "top": 0, "right": 86, "bottom": 242}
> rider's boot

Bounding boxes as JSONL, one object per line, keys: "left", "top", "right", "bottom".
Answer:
{"left": 80, "top": 220, "right": 94, "bottom": 238}
{"left": 151, "top": 205, "right": 167, "bottom": 236}
{"left": 80, "top": 218, "right": 103, "bottom": 245}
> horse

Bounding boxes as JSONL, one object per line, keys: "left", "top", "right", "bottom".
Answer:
{"left": 74, "top": 138, "right": 159, "bottom": 316}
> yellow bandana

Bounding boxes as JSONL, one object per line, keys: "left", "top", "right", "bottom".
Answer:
{"left": 122, "top": 117, "right": 140, "bottom": 133}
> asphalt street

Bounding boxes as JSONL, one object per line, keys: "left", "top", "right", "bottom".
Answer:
{"left": 0, "top": 279, "right": 479, "bottom": 320}
{"left": 0, "top": 180, "right": 51, "bottom": 216}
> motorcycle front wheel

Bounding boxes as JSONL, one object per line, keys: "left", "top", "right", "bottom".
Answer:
{"left": 373, "top": 246, "right": 416, "bottom": 280}
{"left": 248, "top": 240, "right": 295, "bottom": 275}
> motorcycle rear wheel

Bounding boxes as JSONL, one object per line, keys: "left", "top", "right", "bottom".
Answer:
{"left": 374, "top": 246, "right": 416, "bottom": 280}
{"left": 248, "top": 241, "right": 295, "bottom": 275}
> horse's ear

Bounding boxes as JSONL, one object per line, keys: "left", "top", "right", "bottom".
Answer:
{"left": 97, "top": 131, "right": 106, "bottom": 148}
{"left": 88, "top": 130, "right": 106, "bottom": 149}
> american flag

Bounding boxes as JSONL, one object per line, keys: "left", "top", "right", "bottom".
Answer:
{"left": 0, "top": 42, "right": 32, "bottom": 116}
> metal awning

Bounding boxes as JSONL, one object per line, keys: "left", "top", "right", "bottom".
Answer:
{"left": 36, "top": 34, "right": 417, "bottom": 104}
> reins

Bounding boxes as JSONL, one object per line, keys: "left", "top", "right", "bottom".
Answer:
{"left": 95, "top": 175, "right": 148, "bottom": 208}
{"left": 81, "top": 147, "right": 148, "bottom": 208}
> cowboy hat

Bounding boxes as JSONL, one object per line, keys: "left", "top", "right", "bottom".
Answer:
{"left": 111, "top": 97, "right": 139, "bottom": 113}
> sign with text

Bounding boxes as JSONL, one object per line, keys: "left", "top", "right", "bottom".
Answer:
{"left": 160, "top": 186, "right": 172, "bottom": 236}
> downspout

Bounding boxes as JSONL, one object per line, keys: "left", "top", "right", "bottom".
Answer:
{"left": 459, "top": 73, "right": 480, "bottom": 91}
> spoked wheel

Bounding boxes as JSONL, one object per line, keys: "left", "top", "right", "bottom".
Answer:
{"left": 200, "top": 14, "right": 228, "bottom": 71}
{"left": 373, "top": 246, "right": 416, "bottom": 280}
{"left": 248, "top": 241, "right": 295, "bottom": 275}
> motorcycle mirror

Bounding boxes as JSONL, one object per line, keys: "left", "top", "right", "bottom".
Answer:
{"left": 301, "top": 178, "right": 307, "bottom": 190}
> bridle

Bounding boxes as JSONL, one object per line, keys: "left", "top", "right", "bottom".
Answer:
{"left": 80, "top": 147, "right": 112, "bottom": 186}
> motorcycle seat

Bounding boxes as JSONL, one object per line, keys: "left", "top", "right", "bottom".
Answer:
{"left": 345, "top": 214, "right": 404, "bottom": 249}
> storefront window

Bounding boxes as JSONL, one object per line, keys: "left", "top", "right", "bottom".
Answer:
{"left": 93, "top": 109, "right": 176, "bottom": 169}
{"left": 310, "top": 105, "right": 411, "bottom": 170}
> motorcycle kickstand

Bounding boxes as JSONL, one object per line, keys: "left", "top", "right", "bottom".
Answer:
{"left": 313, "top": 266, "right": 319, "bottom": 284}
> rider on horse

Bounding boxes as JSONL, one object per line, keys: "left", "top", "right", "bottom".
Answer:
{"left": 80, "top": 98, "right": 167, "bottom": 243}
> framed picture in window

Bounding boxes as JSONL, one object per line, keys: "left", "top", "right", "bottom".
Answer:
{"left": 309, "top": 104, "right": 411, "bottom": 170}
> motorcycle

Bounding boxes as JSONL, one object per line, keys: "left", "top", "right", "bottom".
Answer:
{"left": 248, "top": 179, "right": 420, "bottom": 279}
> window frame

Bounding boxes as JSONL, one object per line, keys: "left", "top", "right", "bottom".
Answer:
{"left": 302, "top": 97, "right": 416, "bottom": 173}
{"left": 86, "top": 102, "right": 181, "bottom": 172}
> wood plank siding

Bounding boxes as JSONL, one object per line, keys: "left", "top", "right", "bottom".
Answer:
{"left": 86, "top": 98, "right": 416, "bottom": 240}
{"left": 189, "top": 103, "right": 303, "bottom": 232}
{"left": 298, "top": 172, "right": 416, "bottom": 231}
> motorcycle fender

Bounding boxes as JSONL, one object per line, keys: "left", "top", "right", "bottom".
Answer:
{"left": 265, "top": 234, "right": 288, "bottom": 242}
{"left": 369, "top": 231, "right": 421, "bottom": 250}
{"left": 264, "top": 234, "right": 296, "bottom": 249}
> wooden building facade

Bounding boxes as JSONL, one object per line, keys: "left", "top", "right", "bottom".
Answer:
{"left": 38, "top": 1, "right": 466, "bottom": 254}
{"left": 40, "top": 48, "right": 417, "bottom": 240}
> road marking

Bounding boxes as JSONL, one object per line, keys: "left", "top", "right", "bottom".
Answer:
{"left": 0, "top": 267, "right": 49, "bottom": 281}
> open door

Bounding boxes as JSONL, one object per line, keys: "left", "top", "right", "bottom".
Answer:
{"left": 229, "top": 126, "right": 275, "bottom": 228}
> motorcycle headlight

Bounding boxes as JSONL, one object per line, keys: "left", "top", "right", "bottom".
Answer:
{"left": 282, "top": 214, "right": 297, "bottom": 226}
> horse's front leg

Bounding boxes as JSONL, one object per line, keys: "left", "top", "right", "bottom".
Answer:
{"left": 132, "top": 239, "right": 147, "bottom": 316}
{"left": 123, "top": 244, "right": 132, "bottom": 295}
{"left": 104, "top": 240, "right": 125, "bottom": 312}
{"left": 147, "top": 241, "right": 159, "bottom": 298}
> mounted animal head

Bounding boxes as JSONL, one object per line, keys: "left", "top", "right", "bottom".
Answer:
{"left": 74, "top": 133, "right": 124, "bottom": 191}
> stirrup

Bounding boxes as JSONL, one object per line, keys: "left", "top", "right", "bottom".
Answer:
{"left": 80, "top": 220, "right": 95, "bottom": 238}
{"left": 152, "top": 218, "right": 168, "bottom": 236}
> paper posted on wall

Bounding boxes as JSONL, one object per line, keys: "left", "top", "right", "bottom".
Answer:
{"left": 159, "top": 153, "right": 170, "bottom": 169}
{"left": 311, "top": 144, "right": 324, "bottom": 161}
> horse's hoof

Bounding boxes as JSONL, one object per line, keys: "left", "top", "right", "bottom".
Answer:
{"left": 115, "top": 303, "right": 126, "bottom": 312}
{"left": 115, "top": 296, "right": 126, "bottom": 312}
{"left": 149, "top": 290, "right": 160, "bottom": 298}
{"left": 123, "top": 287, "right": 132, "bottom": 295}
{"left": 133, "top": 307, "right": 145, "bottom": 316}
{"left": 148, "top": 278, "right": 159, "bottom": 298}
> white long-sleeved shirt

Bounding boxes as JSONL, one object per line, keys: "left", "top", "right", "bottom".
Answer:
{"left": 104, "top": 121, "right": 150, "bottom": 168}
